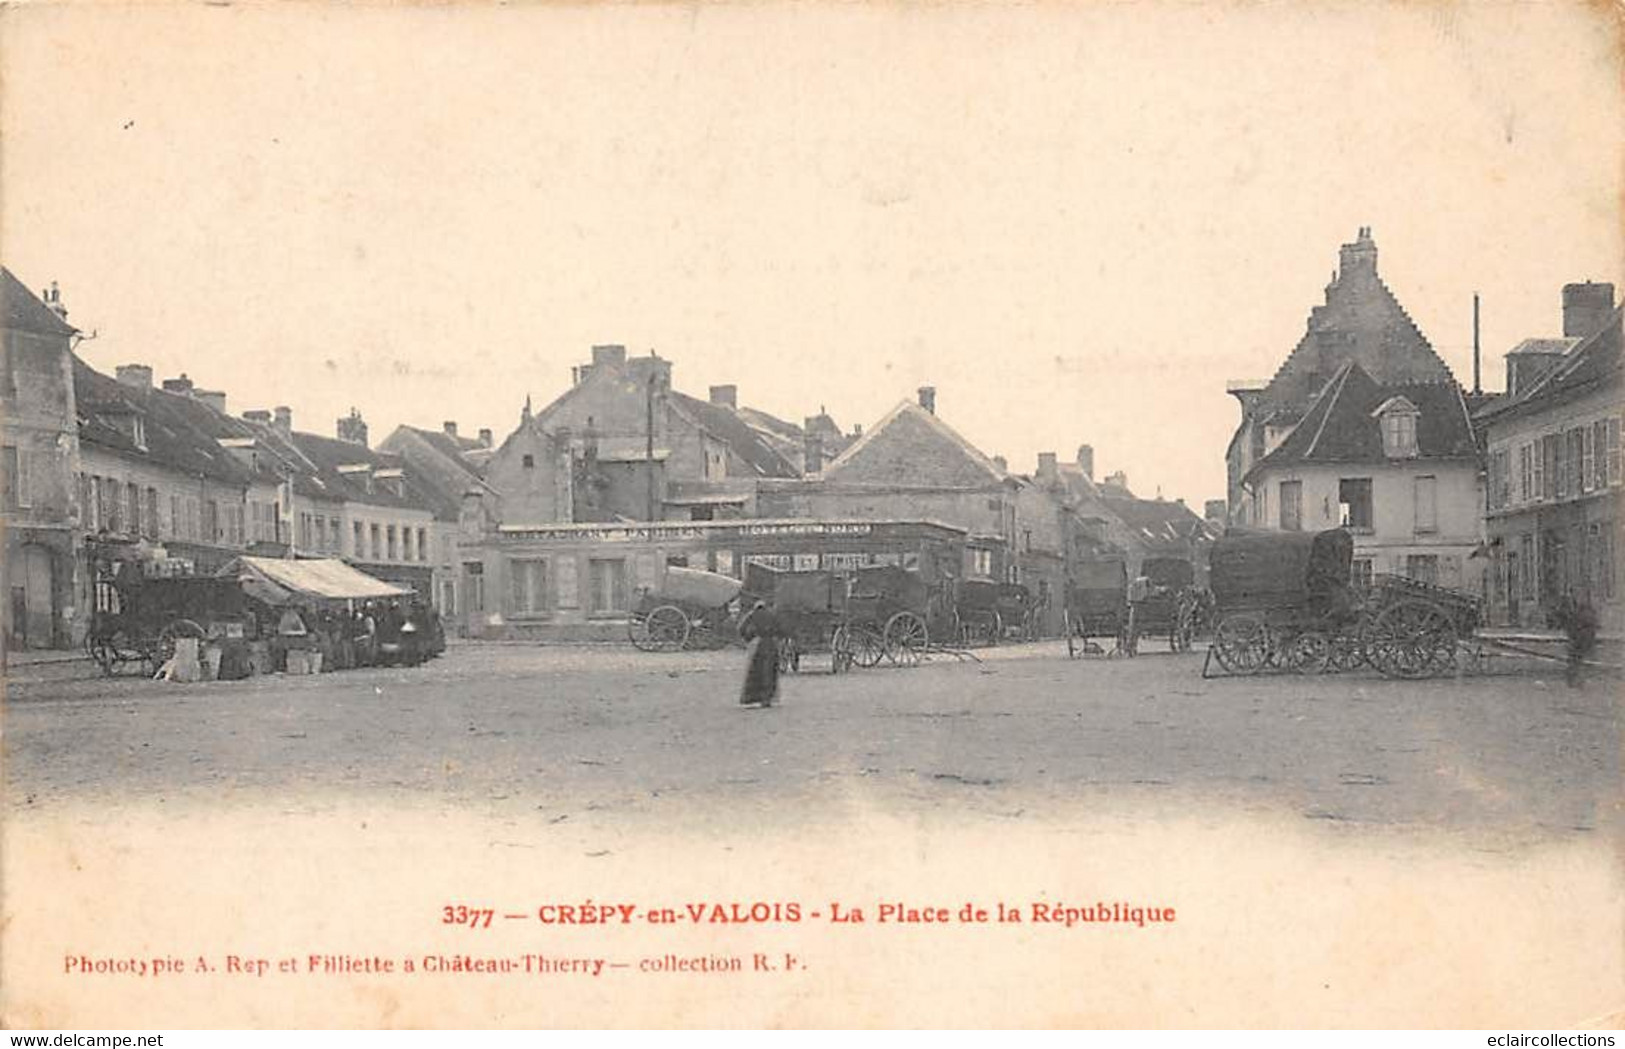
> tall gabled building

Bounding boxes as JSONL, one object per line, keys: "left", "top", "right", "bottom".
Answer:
{"left": 2, "top": 270, "right": 84, "bottom": 651}
{"left": 1226, "top": 228, "right": 1458, "bottom": 518}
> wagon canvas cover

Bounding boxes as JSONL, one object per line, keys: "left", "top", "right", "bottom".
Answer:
{"left": 1208, "top": 528, "right": 1352, "bottom": 612}
{"left": 218, "top": 556, "right": 411, "bottom": 604}
{"left": 657, "top": 566, "right": 743, "bottom": 609}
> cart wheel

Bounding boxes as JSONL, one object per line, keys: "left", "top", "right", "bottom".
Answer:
{"left": 777, "top": 638, "right": 799, "bottom": 673}
{"left": 1212, "top": 614, "right": 1268, "bottom": 674}
{"left": 627, "top": 613, "right": 659, "bottom": 652}
{"left": 643, "top": 605, "right": 691, "bottom": 652}
{"left": 1326, "top": 633, "right": 1366, "bottom": 672}
{"left": 849, "top": 625, "right": 885, "bottom": 668}
{"left": 1364, "top": 599, "right": 1455, "bottom": 679}
{"left": 87, "top": 636, "right": 118, "bottom": 676}
{"left": 830, "top": 625, "right": 853, "bottom": 674}
{"left": 1279, "top": 631, "right": 1331, "bottom": 673}
{"left": 884, "top": 611, "right": 929, "bottom": 667}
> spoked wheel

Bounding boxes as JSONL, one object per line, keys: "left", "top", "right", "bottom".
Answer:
{"left": 1277, "top": 630, "right": 1331, "bottom": 673}
{"left": 1212, "top": 614, "right": 1268, "bottom": 675}
{"left": 86, "top": 635, "right": 122, "bottom": 676}
{"left": 883, "top": 611, "right": 929, "bottom": 667}
{"left": 829, "top": 625, "right": 854, "bottom": 674}
{"left": 1325, "top": 633, "right": 1366, "bottom": 673}
{"left": 776, "top": 638, "right": 800, "bottom": 673}
{"left": 641, "top": 604, "right": 691, "bottom": 652}
{"left": 1363, "top": 599, "right": 1456, "bottom": 679}
{"left": 849, "top": 624, "right": 885, "bottom": 668}
{"left": 627, "top": 613, "right": 659, "bottom": 652}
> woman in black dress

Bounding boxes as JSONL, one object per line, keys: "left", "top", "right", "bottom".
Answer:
{"left": 737, "top": 600, "right": 784, "bottom": 708}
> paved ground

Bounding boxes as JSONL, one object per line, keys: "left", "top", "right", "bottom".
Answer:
{"left": 5, "top": 641, "right": 1618, "bottom": 841}
{"left": 4, "top": 641, "right": 1621, "bottom": 1027}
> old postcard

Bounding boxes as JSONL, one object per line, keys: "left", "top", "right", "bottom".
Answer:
{"left": 2, "top": 0, "right": 1622, "bottom": 1030}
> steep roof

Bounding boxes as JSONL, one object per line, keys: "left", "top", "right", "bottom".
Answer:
{"left": 285, "top": 430, "right": 436, "bottom": 512}
{"left": 820, "top": 400, "right": 1004, "bottom": 486}
{"left": 74, "top": 358, "right": 254, "bottom": 485}
{"left": 1250, "top": 361, "right": 1476, "bottom": 479}
{"left": 667, "top": 390, "right": 801, "bottom": 478}
{"left": 379, "top": 424, "right": 494, "bottom": 521}
{"left": 2, "top": 267, "right": 76, "bottom": 337}
{"left": 1096, "top": 491, "right": 1211, "bottom": 548}
{"left": 1259, "top": 232, "right": 1456, "bottom": 410}
{"left": 1475, "top": 306, "right": 1623, "bottom": 424}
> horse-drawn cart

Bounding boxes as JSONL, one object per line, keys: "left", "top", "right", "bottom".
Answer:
{"left": 1129, "top": 556, "right": 1200, "bottom": 653}
{"left": 1203, "top": 527, "right": 1483, "bottom": 678}
{"left": 742, "top": 563, "right": 863, "bottom": 673}
{"left": 1065, "top": 559, "right": 1133, "bottom": 657}
{"left": 627, "top": 566, "right": 743, "bottom": 652}
{"left": 86, "top": 558, "right": 267, "bottom": 677}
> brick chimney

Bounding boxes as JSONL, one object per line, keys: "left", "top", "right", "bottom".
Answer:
{"left": 802, "top": 419, "right": 824, "bottom": 474}
{"left": 626, "top": 353, "right": 672, "bottom": 392}
{"left": 1036, "top": 452, "right": 1058, "bottom": 481}
{"left": 917, "top": 386, "right": 936, "bottom": 415}
{"left": 162, "top": 374, "right": 194, "bottom": 396}
{"left": 1563, "top": 281, "right": 1616, "bottom": 339}
{"left": 115, "top": 364, "right": 153, "bottom": 389}
{"left": 478, "top": 427, "right": 493, "bottom": 448}
{"left": 1076, "top": 444, "right": 1094, "bottom": 480}
{"left": 443, "top": 421, "right": 458, "bottom": 439}
{"left": 592, "top": 344, "right": 628, "bottom": 368}
{"left": 243, "top": 409, "right": 272, "bottom": 425}
{"left": 708, "top": 384, "right": 738, "bottom": 409}
{"left": 194, "top": 390, "right": 227, "bottom": 414}
{"left": 43, "top": 282, "right": 68, "bottom": 323}
{"left": 1339, "top": 226, "right": 1378, "bottom": 280}
{"left": 273, "top": 406, "right": 292, "bottom": 435}
{"left": 337, "top": 407, "right": 369, "bottom": 447}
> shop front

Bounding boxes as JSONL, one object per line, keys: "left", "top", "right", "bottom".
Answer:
{"left": 463, "top": 518, "right": 977, "bottom": 641}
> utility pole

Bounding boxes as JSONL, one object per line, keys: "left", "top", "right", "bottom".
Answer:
{"left": 645, "top": 371, "right": 657, "bottom": 523}
{"left": 1472, "top": 292, "right": 1482, "bottom": 395}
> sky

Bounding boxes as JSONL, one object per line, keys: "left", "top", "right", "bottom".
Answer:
{"left": 3, "top": 2, "right": 1621, "bottom": 507}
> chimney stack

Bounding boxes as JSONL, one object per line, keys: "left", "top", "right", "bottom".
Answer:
{"left": 1076, "top": 444, "right": 1094, "bottom": 480}
{"left": 443, "top": 421, "right": 458, "bottom": 439}
{"left": 917, "top": 386, "right": 936, "bottom": 415}
{"left": 478, "top": 427, "right": 493, "bottom": 448}
{"left": 115, "top": 364, "right": 153, "bottom": 390}
{"left": 1037, "top": 452, "right": 1058, "bottom": 481}
{"left": 708, "top": 384, "right": 738, "bottom": 409}
{"left": 194, "top": 390, "right": 227, "bottom": 415}
{"left": 802, "top": 418, "right": 825, "bottom": 474}
{"left": 992, "top": 455, "right": 1008, "bottom": 475}
{"left": 161, "top": 374, "right": 194, "bottom": 396}
{"left": 1562, "top": 281, "right": 1616, "bottom": 340}
{"left": 591, "top": 344, "right": 628, "bottom": 368}
{"left": 1105, "top": 470, "right": 1128, "bottom": 491}
{"left": 1204, "top": 499, "right": 1228, "bottom": 522}
{"left": 43, "top": 282, "right": 68, "bottom": 322}
{"left": 273, "top": 406, "right": 292, "bottom": 435}
{"left": 243, "top": 409, "right": 272, "bottom": 426}
{"left": 1338, "top": 226, "right": 1378, "bottom": 280}
{"left": 337, "top": 407, "right": 369, "bottom": 447}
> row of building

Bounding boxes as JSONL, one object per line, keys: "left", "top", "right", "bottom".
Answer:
{"left": 1225, "top": 227, "right": 1623, "bottom": 633}
{"left": 2, "top": 270, "right": 1213, "bottom": 653}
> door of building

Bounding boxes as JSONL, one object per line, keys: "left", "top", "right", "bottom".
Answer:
{"left": 19, "top": 545, "right": 56, "bottom": 648}
{"left": 1505, "top": 550, "right": 1520, "bottom": 624}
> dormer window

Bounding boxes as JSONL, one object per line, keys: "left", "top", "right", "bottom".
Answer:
{"left": 131, "top": 416, "right": 146, "bottom": 451}
{"left": 1372, "top": 396, "right": 1420, "bottom": 459}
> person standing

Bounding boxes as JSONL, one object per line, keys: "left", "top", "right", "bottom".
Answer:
{"left": 737, "top": 600, "right": 784, "bottom": 708}
{"left": 1561, "top": 591, "right": 1600, "bottom": 689}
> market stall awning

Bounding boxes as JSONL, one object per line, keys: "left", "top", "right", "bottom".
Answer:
{"left": 218, "top": 556, "right": 412, "bottom": 603}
